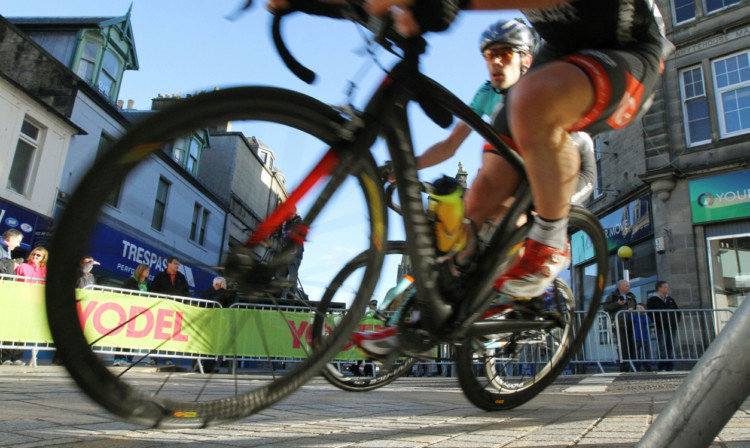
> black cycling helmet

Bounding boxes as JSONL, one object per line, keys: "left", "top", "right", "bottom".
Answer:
{"left": 479, "top": 18, "right": 536, "bottom": 54}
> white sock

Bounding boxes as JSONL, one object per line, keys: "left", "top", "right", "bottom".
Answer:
{"left": 527, "top": 215, "right": 568, "bottom": 251}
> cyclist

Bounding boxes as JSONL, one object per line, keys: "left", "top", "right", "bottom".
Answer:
{"left": 362, "top": 0, "right": 671, "bottom": 302}
{"left": 416, "top": 19, "right": 595, "bottom": 263}
{"left": 353, "top": 16, "right": 595, "bottom": 358}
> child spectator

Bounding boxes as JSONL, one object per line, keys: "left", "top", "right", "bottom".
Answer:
{"left": 627, "top": 304, "right": 654, "bottom": 372}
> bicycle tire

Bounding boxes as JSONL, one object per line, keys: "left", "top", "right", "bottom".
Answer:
{"left": 46, "top": 87, "right": 386, "bottom": 427}
{"left": 455, "top": 206, "right": 607, "bottom": 411}
{"left": 312, "top": 241, "right": 417, "bottom": 392}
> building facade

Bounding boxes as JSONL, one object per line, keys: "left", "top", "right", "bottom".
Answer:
{"left": 3, "top": 12, "right": 233, "bottom": 293}
{"left": 580, "top": 0, "right": 750, "bottom": 318}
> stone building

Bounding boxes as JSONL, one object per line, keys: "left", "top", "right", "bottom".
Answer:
{"left": 580, "top": 0, "right": 750, "bottom": 321}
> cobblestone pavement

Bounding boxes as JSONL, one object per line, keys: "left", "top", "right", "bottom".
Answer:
{"left": 1, "top": 366, "right": 749, "bottom": 447}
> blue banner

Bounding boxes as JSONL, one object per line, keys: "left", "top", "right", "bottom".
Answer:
{"left": 88, "top": 222, "right": 215, "bottom": 294}
{"left": 572, "top": 194, "right": 653, "bottom": 265}
{"left": 0, "top": 199, "right": 52, "bottom": 252}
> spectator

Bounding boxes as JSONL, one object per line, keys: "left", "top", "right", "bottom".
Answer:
{"left": 627, "top": 304, "right": 653, "bottom": 372}
{"left": 5, "top": 245, "right": 46, "bottom": 366}
{"left": 150, "top": 257, "right": 189, "bottom": 297}
{"left": 603, "top": 280, "right": 637, "bottom": 372}
{"left": 115, "top": 264, "right": 151, "bottom": 367}
{"left": 0, "top": 229, "right": 23, "bottom": 275}
{"left": 124, "top": 264, "right": 150, "bottom": 292}
{"left": 647, "top": 281, "right": 681, "bottom": 372}
{"left": 0, "top": 229, "right": 24, "bottom": 365}
{"left": 201, "top": 276, "right": 236, "bottom": 307}
{"left": 148, "top": 257, "right": 188, "bottom": 368}
{"left": 75, "top": 255, "right": 100, "bottom": 289}
{"left": 15, "top": 247, "right": 47, "bottom": 284}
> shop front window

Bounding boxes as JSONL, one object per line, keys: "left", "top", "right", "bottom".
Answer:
{"left": 708, "top": 234, "right": 750, "bottom": 311}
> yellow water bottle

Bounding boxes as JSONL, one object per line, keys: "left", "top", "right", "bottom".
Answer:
{"left": 428, "top": 176, "right": 466, "bottom": 254}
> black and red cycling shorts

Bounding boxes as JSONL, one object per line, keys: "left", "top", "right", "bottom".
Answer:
{"left": 486, "top": 43, "right": 663, "bottom": 154}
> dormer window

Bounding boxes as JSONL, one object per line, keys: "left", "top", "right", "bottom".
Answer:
{"left": 74, "top": 37, "right": 124, "bottom": 101}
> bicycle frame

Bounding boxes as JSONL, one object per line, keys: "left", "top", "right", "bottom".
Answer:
{"left": 248, "top": 33, "right": 540, "bottom": 346}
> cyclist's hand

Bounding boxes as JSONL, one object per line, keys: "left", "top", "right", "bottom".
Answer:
{"left": 267, "top": 0, "right": 290, "bottom": 12}
{"left": 366, "top": 0, "right": 421, "bottom": 36}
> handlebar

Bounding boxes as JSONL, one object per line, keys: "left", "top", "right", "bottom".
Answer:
{"left": 268, "top": 0, "right": 426, "bottom": 84}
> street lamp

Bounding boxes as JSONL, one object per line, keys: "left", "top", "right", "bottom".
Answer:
{"left": 617, "top": 245, "right": 633, "bottom": 282}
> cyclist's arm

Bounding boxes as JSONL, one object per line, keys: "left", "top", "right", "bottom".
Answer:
{"left": 416, "top": 121, "right": 472, "bottom": 170}
{"left": 466, "top": 0, "right": 571, "bottom": 9}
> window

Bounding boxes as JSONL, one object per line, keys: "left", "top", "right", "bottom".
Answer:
{"left": 75, "top": 38, "right": 124, "bottom": 101}
{"left": 199, "top": 209, "right": 209, "bottom": 245}
{"left": 77, "top": 41, "right": 98, "bottom": 83}
{"left": 713, "top": 52, "right": 750, "bottom": 138}
{"left": 98, "top": 50, "right": 120, "bottom": 98}
{"left": 190, "top": 203, "right": 202, "bottom": 241}
{"left": 680, "top": 66, "right": 712, "bottom": 146}
{"left": 97, "top": 132, "right": 121, "bottom": 207}
{"left": 673, "top": 0, "right": 696, "bottom": 24}
{"left": 705, "top": 0, "right": 740, "bottom": 14}
{"left": 151, "top": 178, "right": 170, "bottom": 231}
{"left": 169, "top": 134, "right": 205, "bottom": 175}
{"left": 7, "top": 118, "right": 42, "bottom": 195}
{"left": 189, "top": 203, "right": 210, "bottom": 246}
{"left": 186, "top": 138, "right": 200, "bottom": 175}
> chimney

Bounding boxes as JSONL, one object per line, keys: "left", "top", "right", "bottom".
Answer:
{"left": 127, "top": 99, "right": 134, "bottom": 110}
{"left": 117, "top": 99, "right": 124, "bottom": 109}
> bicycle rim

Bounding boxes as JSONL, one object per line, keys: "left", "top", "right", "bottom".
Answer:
{"left": 456, "top": 206, "right": 607, "bottom": 410}
{"left": 45, "top": 87, "right": 386, "bottom": 427}
{"left": 312, "top": 241, "right": 417, "bottom": 392}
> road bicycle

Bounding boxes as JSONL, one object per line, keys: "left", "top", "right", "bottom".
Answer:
{"left": 45, "top": 0, "right": 607, "bottom": 428}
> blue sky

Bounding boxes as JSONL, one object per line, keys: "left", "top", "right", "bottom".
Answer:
{"left": 3, "top": 0, "right": 518, "bottom": 182}
{"left": 3, "top": 1, "right": 520, "bottom": 302}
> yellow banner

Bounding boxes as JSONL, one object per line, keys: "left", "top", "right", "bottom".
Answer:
{"left": 0, "top": 282, "right": 379, "bottom": 359}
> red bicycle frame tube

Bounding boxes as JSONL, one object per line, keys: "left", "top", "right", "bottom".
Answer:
{"left": 246, "top": 149, "right": 340, "bottom": 246}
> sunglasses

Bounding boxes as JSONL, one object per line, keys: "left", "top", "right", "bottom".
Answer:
{"left": 483, "top": 47, "right": 522, "bottom": 62}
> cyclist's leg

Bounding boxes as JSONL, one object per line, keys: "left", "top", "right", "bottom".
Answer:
{"left": 460, "top": 151, "right": 521, "bottom": 263}
{"left": 508, "top": 61, "right": 591, "bottom": 223}
{"left": 494, "top": 45, "right": 661, "bottom": 298}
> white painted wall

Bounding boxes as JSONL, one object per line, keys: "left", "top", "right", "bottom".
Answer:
{"left": 0, "top": 77, "right": 76, "bottom": 218}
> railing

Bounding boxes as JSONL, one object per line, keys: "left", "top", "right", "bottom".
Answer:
{"left": 613, "top": 308, "right": 734, "bottom": 372}
{"left": 0, "top": 275, "right": 736, "bottom": 375}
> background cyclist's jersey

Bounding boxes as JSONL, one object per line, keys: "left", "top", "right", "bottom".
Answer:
{"left": 522, "top": 0, "right": 670, "bottom": 58}
{"left": 469, "top": 81, "right": 502, "bottom": 118}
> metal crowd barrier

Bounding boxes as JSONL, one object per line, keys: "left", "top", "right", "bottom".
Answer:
{"left": 613, "top": 308, "right": 734, "bottom": 372}
{"left": 0, "top": 272, "right": 738, "bottom": 376}
{"left": 0, "top": 273, "right": 48, "bottom": 367}
{"left": 81, "top": 285, "right": 224, "bottom": 373}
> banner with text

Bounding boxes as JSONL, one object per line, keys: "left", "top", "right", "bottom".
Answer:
{"left": 0, "top": 283, "right": 370, "bottom": 359}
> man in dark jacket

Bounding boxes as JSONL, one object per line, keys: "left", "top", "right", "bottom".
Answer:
{"left": 0, "top": 229, "right": 23, "bottom": 275}
{"left": 647, "top": 281, "right": 680, "bottom": 371}
{"left": 202, "top": 277, "right": 236, "bottom": 307}
{"left": 603, "top": 279, "right": 638, "bottom": 372}
{"left": 150, "top": 257, "right": 190, "bottom": 297}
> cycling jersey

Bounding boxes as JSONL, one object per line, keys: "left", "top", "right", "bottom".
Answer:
{"left": 469, "top": 81, "right": 503, "bottom": 118}
{"left": 521, "top": 0, "right": 672, "bottom": 60}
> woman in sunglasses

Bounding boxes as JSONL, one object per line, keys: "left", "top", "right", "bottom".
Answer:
{"left": 15, "top": 247, "right": 48, "bottom": 284}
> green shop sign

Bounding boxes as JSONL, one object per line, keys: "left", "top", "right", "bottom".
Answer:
{"left": 689, "top": 170, "right": 750, "bottom": 224}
